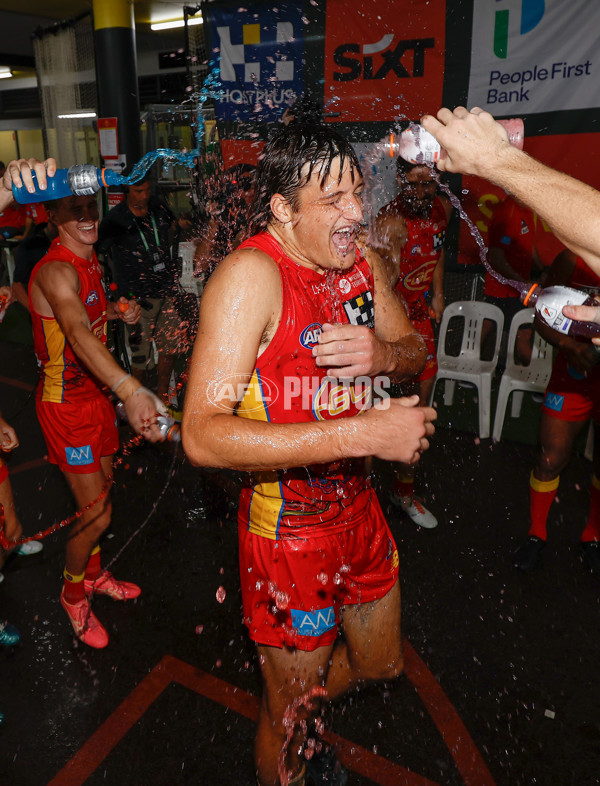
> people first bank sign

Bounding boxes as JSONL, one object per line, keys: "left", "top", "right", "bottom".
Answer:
{"left": 468, "top": 0, "right": 598, "bottom": 113}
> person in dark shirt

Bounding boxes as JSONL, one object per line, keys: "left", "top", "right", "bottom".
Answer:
{"left": 98, "top": 174, "right": 187, "bottom": 402}
{"left": 12, "top": 219, "right": 57, "bottom": 309}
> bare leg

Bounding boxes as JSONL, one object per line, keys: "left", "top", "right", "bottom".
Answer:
{"left": 325, "top": 579, "right": 403, "bottom": 701}
{"left": 63, "top": 455, "right": 113, "bottom": 576}
{"left": 534, "top": 413, "right": 582, "bottom": 482}
{"left": 157, "top": 353, "right": 176, "bottom": 401}
{"left": 0, "top": 475, "right": 22, "bottom": 569}
{"left": 255, "top": 643, "right": 334, "bottom": 786}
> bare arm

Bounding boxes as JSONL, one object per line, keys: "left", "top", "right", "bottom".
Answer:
{"left": 182, "top": 248, "right": 435, "bottom": 471}
{"left": 30, "top": 262, "right": 163, "bottom": 441}
{"left": 371, "top": 210, "right": 407, "bottom": 287}
{"left": 421, "top": 107, "right": 600, "bottom": 275}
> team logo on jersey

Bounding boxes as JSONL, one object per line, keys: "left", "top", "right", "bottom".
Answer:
{"left": 291, "top": 606, "right": 336, "bottom": 636}
{"left": 432, "top": 228, "right": 446, "bottom": 250}
{"left": 520, "top": 219, "right": 530, "bottom": 235}
{"left": 402, "top": 260, "right": 437, "bottom": 292}
{"left": 86, "top": 291, "right": 99, "bottom": 305}
{"left": 299, "top": 322, "right": 322, "bottom": 349}
{"left": 65, "top": 445, "right": 94, "bottom": 466}
{"left": 312, "top": 377, "right": 372, "bottom": 421}
{"left": 338, "top": 278, "right": 351, "bottom": 295}
{"left": 343, "top": 290, "right": 374, "bottom": 327}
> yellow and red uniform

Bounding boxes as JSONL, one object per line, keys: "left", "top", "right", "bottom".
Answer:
{"left": 236, "top": 232, "right": 398, "bottom": 650}
{"left": 542, "top": 257, "right": 600, "bottom": 423}
{"left": 29, "top": 239, "right": 118, "bottom": 473}
{"left": 485, "top": 197, "right": 538, "bottom": 300}
{"left": 392, "top": 195, "right": 447, "bottom": 382}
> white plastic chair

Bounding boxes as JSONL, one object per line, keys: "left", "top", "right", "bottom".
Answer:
{"left": 492, "top": 308, "right": 553, "bottom": 442}
{"left": 429, "top": 300, "right": 504, "bottom": 439}
{"left": 177, "top": 240, "right": 202, "bottom": 296}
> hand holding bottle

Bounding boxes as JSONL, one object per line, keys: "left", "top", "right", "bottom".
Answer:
{"left": 2, "top": 158, "right": 57, "bottom": 211}
{"left": 562, "top": 302, "right": 600, "bottom": 345}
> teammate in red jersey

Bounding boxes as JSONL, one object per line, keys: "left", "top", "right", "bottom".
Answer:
{"left": 514, "top": 249, "right": 600, "bottom": 574}
{"left": 28, "top": 185, "right": 164, "bottom": 649}
{"left": 374, "top": 156, "right": 452, "bottom": 530}
{"left": 183, "top": 125, "right": 436, "bottom": 786}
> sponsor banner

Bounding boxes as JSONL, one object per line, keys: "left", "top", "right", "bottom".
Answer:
{"left": 457, "top": 132, "right": 600, "bottom": 266}
{"left": 468, "top": 0, "right": 600, "bottom": 114}
{"left": 323, "top": 0, "right": 446, "bottom": 123}
{"left": 206, "top": 3, "right": 304, "bottom": 124}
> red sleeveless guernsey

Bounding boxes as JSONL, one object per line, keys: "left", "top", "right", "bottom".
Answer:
{"left": 30, "top": 238, "right": 108, "bottom": 403}
{"left": 236, "top": 232, "right": 376, "bottom": 541}
{"left": 392, "top": 195, "right": 447, "bottom": 322}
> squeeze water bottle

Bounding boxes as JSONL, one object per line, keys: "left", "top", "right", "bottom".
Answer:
{"left": 395, "top": 118, "right": 524, "bottom": 165}
{"left": 521, "top": 283, "right": 600, "bottom": 339}
{"left": 12, "top": 165, "right": 121, "bottom": 205}
{"left": 114, "top": 400, "right": 181, "bottom": 443}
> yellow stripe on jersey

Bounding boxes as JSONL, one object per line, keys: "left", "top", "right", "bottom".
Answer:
{"left": 529, "top": 471, "right": 560, "bottom": 493}
{"left": 237, "top": 369, "right": 285, "bottom": 539}
{"left": 40, "top": 317, "right": 67, "bottom": 403}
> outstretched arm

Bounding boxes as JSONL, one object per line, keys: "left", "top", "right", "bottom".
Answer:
{"left": 421, "top": 107, "right": 600, "bottom": 275}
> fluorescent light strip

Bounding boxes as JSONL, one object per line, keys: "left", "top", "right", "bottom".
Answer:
{"left": 57, "top": 112, "right": 97, "bottom": 119}
{"left": 151, "top": 16, "right": 203, "bottom": 31}
{"left": 0, "top": 72, "right": 12, "bottom": 79}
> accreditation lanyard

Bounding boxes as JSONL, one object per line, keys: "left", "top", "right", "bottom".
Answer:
{"left": 135, "top": 214, "right": 165, "bottom": 271}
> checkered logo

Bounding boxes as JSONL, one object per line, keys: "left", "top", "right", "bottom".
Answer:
{"left": 217, "top": 22, "right": 296, "bottom": 84}
{"left": 343, "top": 290, "right": 374, "bottom": 328}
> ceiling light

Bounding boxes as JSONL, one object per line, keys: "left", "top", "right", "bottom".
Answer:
{"left": 57, "top": 112, "right": 97, "bottom": 119}
{"left": 151, "top": 16, "right": 203, "bottom": 31}
{"left": 0, "top": 67, "right": 12, "bottom": 79}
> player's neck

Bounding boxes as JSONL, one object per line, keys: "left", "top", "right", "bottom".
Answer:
{"left": 58, "top": 234, "right": 94, "bottom": 261}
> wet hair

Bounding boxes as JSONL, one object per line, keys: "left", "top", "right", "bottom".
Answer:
{"left": 395, "top": 155, "right": 421, "bottom": 178}
{"left": 246, "top": 124, "right": 361, "bottom": 236}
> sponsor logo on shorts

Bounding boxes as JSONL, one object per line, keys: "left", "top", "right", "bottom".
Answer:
{"left": 85, "top": 291, "right": 99, "bottom": 305}
{"left": 291, "top": 606, "right": 336, "bottom": 637}
{"left": 544, "top": 392, "right": 564, "bottom": 412}
{"left": 65, "top": 445, "right": 94, "bottom": 466}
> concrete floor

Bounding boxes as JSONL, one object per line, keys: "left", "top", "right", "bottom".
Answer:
{"left": 1, "top": 335, "right": 600, "bottom": 786}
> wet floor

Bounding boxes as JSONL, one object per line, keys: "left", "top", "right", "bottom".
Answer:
{"left": 1, "top": 336, "right": 600, "bottom": 786}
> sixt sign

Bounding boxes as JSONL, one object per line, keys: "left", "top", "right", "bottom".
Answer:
{"left": 207, "top": 3, "right": 304, "bottom": 123}
{"left": 333, "top": 35, "right": 435, "bottom": 82}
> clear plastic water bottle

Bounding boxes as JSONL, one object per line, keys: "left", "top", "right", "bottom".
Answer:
{"left": 12, "top": 165, "right": 120, "bottom": 205}
{"left": 395, "top": 118, "right": 525, "bottom": 165}
{"left": 521, "top": 283, "right": 600, "bottom": 338}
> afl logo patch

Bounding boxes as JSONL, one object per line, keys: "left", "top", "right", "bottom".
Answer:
{"left": 85, "top": 291, "right": 99, "bottom": 305}
{"left": 300, "top": 322, "right": 322, "bottom": 349}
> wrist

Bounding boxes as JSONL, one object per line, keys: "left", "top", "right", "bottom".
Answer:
{"left": 116, "top": 375, "right": 142, "bottom": 403}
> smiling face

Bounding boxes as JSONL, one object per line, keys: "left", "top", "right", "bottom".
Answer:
{"left": 273, "top": 157, "right": 364, "bottom": 273}
{"left": 47, "top": 195, "right": 99, "bottom": 259}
